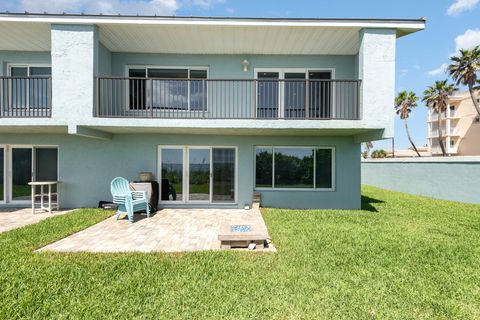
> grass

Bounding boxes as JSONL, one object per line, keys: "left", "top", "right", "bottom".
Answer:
{"left": 1, "top": 186, "right": 480, "bottom": 319}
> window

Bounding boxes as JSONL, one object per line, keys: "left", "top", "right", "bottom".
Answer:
{"left": 8, "top": 65, "right": 51, "bottom": 110}
{"left": 255, "top": 146, "right": 334, "bottom": 190}
{"left": 127, "top": 66, "right": 207, "bottom": 111}
{"left": 450, "top": 140, "right": 455, "bottom": 147}
{"left": 256, "top": 69, "right": 333, "bottom": 119}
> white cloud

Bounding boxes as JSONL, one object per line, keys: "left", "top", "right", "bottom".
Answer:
{"left": 17, "top": 0, "right": 225, "bottom": 15}
{"left": 454, "top": 29, "right": 480, "bottom": 52}
{"left": 225, "top": 7, "right": 234, "bottom": 14}
{"left": 447, "top": 0, "right": 479, "bottom": 15}
{"left": 427, "top": 63, "right": 448, "bottom": 76}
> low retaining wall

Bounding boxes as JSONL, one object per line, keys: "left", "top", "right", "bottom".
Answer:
{"left": 362, "top": 157, "right": 480, "bottom": 204}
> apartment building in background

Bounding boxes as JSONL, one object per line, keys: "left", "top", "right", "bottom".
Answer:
{"left": 428, "top": 91, "right": 480, "bottom": 156}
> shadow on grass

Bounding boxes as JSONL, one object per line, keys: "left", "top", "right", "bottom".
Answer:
{"left": 361, "top": 195, "right": 385, "bottom": 212}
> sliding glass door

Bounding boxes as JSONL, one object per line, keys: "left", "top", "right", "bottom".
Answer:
{"left": 0, "top": 146, "right": 58, "bottom": 204}
{"left": 159, "top": 146, "right": 236, "bottom": 204}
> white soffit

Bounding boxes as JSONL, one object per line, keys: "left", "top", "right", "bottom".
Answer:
{"left": 98, "top": 24, "right": 361, "bottom": 55}
{"left": 0, "top": 22, "right": 51, "bottom": 51}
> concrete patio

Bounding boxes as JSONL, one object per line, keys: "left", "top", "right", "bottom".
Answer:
{"left": 0, "top": 207, "right": 72, "bottom": 233}
{"left": 39, "top": 207, "right": 275, "bottom": 253}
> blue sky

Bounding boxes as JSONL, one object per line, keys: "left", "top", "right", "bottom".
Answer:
{"left": 1, "top": 0, "right": 479, "bottom": 149}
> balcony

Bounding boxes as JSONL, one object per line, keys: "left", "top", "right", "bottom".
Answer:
{"left": 0, "top": 77, "right": 52, "bottom": 118}
{"left": 96, "top": 78, "right": 361, "bottom": 120}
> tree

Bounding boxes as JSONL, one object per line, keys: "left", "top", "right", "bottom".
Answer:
{"left": 371, "top": 149, "right": 387, "bottom": 158}
{"left": 395, "top": 91, "right": 421, "bottom": 157}
{"left": 448, "top": 46, "right": 480, "bottom": 116}
{"left": 423, "top": 80, "right": 457, "bottom": 156}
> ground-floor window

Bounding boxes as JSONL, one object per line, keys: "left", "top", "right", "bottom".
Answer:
{"left": 158, "top": 146, "right": 236, "bottom": 204}
{"left": 255, "top": 146, "right": 334, "bottom": 190}
{"left": 0, "top": 145, "right": 58, "bottom": 203}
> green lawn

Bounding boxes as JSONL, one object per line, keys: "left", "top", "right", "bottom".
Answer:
{"left": 1, "top": 186, "right": 479, "bottom": 319}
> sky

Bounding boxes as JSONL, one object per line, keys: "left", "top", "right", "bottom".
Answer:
{"left": 0, "top": 0, "right": 479, "bottom": 150}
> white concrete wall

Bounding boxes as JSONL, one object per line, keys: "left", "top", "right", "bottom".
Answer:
{"left": 357, "top": 28, "right": 396, "bottom": 139}
{"left": 51, "top": 24, "right": 97, "bottom": 123}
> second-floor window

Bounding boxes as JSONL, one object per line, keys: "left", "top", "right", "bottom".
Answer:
{"left": 256, "top": 69, "right": 333, "bottom": 119}
{"left": 127, "top": 66, "right": 208, "bottom": 111}
{"left": 7, "top": 65, "right": 51, "bottom": 110}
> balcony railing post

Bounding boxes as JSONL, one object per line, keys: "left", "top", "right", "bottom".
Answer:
{"left": 150, "top": 78, "right": 154, "bottom": 118}
{"left": 356, "top": 80, "right": 361, "bottom": 120}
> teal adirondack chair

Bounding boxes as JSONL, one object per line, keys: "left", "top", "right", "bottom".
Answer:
{"left": 110, "top": 177, "right": 150, "bottom": 223}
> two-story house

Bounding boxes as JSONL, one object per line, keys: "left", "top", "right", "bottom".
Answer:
{"left": 0, "top": 13, "right": 424, "bottom": 209}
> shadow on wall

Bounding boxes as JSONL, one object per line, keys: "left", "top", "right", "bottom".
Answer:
{"left": 361, "top": 195, "right": 385, "bottom": 212}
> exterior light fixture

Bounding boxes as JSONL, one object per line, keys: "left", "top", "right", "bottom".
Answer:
{"left": 241, "top": 59, "right": 249, "bottom": 72}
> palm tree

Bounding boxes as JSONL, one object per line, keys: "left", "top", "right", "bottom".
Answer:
{"left": 448, "top": 46, "right": 480, "bottom": 116}
{"left": 423, "top": 80, "right": 458, "bottom": 156}
{"left": 395, "top": 91, "right": 421, "bottom": 157}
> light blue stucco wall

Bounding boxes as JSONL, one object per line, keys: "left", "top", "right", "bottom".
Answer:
{"left": 109, "top": 53, "right": 356, "bottom": 79}
{"left": 362, "top": 159, "right": 480, "bottom": 204}
{"left": 0, "top": 134, "right": 361, "bottom": 210}
{"left": 98, "top": 43, "right": 112, "bottom": 76}
{"left": 0, "top": 51, "right": 51, "bottom": 75}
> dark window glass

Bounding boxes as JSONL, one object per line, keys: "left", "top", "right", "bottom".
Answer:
{"left": 274, "top": 148, "right": 314, "bottom": 188}
{"left": 212, "top": 148, "right": 235, "bottom": 203}
{"left": 128, "top": 68, "right": 146, "bottom": 110}
{"left": 309, "top": 71, "right": 332, "bottom": 119}
{"left": 149, "top": 69, "right": 188, "bottom": 110}
{"left": 0, "top": 148, "right": 3, "bottom": 201}
{"left": 255, "top": 147, "right": 273, "bottom": 188}
{"left": 284, "top": 72, "right": 306, "bottom": 119}
{"left": 35, "top": 148, "right": 58, "bottom": 193}
{"left": 190, "top": 69, "right": 207, "bottom": 111}
{"left": 161, "top": 148, "right": 183, "bottom": 201}
{"left": 257, "top": 72, "right": 279, "bottom": 118}
{"left": 315, "top": 148, "right": 332, "bottom": 189}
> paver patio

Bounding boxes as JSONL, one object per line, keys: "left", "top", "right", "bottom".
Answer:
{"left": 39, "top": 207, "right": 275, "bottom": 253}
{"left": 0, "top": 208, "right": 72, "bottom": 233}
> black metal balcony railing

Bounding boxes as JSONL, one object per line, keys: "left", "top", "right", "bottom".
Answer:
{"left": 0, "top": 77, "right": 52, "bottom": 118}
{"left": 97, "top": 77, "right": 361, "bottom": 120}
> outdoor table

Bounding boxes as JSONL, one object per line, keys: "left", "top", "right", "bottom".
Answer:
{"left": 28, "top": 181, "right": 61, "bottom": 214}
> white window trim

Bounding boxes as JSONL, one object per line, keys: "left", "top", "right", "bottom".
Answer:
{"left": 157, "top": 145, "right": 238, "bottom": 205}
{"left": 254, "top": 145, "right": 335, "bottom": 192}
{"left": 7, "top": 64, "right": 52, "bottom": 76}
{"left": 254, "top": 68, "right": 336, "bottom": 119}
{"left": 124, "top": 65, "right": 209, "bottom": 112}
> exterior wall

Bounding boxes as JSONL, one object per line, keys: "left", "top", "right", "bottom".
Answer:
{"left": 0, "top": 134, "right": 361, "bottom": 210}
{"left": 362, "top": 158, "right": 480, "bottom": 204}
{"left": 98, "top": 42, "right": 112, "bottom": 76}
{"left": 357, "top": 28, "right": 396, "bottom": 139}
{"left": 110, "top": 53, "right": 356, "bottom": 79}
{"left": 0, "top": 51, "right": 51, "bottom": 75}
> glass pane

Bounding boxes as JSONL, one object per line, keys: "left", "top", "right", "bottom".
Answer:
{"left": 274, "top": 148, "right": 314, "bottom": 188}
{"left": 315, "top": 149, "right": 333, "bottom": 189}
{"left": 128, "top": 69, "right": 146, "bottom": 110}
{"left": 12, "top": 148, "right": 32, "bottom": 201}
{"left": 35, "top": 148, "right": 58, "bottom": 194}
{"left": 0, "top": 148, "right": 3, "bottom": 201}
{"left": 161, "top": 148, "right": 183, "bottom": 201}
{"left": 257, "top": 72, "right": 279, "bottom": 119}
{"left": 29, "top": 67, "right": 51, "bottom": 76}
{"left": 309, "top": 71, "right": 332, "bottom": 119}
{"left": 255, "top": 147, "right": 273, "bottom": 188}
{"left": 285, "top": 72, "right": 306, "bottom": 119}
{"left": 10, "top": 67, "right": 28, "bottom": 77}
{"left": 189, "top": 149, "right": 210, "bottom": 201}
{"left": 212, "top": 148, "right": 235, "bottom": 203}
{"left": 190, "top": 70, "right": 208, "bottom": 111}
{"left": 148, "top": 69, "right": 188, "bottom": 79}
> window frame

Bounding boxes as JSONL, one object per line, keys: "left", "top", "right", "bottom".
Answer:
{"left": 254, "top": 145, "right": 335, "bottom": 192}
{"left": 6, "top": 64, "right": 52, "bottom": 111}
{"left": 254, "top": 68, "right": 336, "bottom": 119}
{"left": 124, "top": 65, "right": 209, "bottom": 112}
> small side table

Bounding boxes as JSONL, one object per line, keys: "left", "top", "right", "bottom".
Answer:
{"left": 28, "top": 181, "right": 61, "bottom": 214}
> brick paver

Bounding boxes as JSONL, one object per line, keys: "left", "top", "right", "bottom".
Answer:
{"left": 0, "top": 208, "right": 72, "bottom": 233}
{"left": 39, "top": 207, "right": 274, "bottom": 253}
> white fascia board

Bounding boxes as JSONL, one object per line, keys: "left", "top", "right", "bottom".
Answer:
{"left": 0, "top": 15, "right": 425, "bottom": 31}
